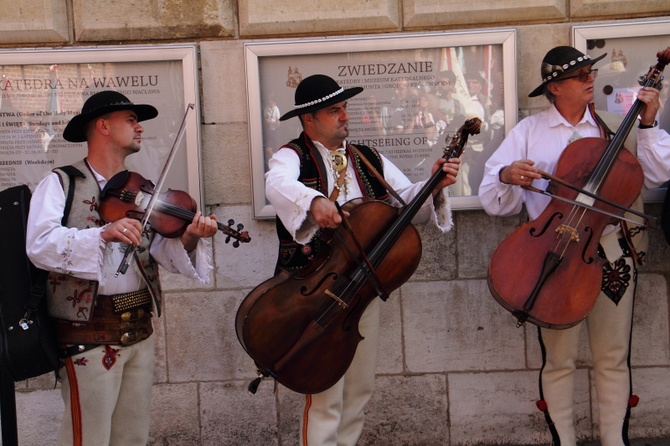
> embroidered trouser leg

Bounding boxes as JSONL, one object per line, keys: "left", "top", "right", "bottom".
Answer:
{"left": 587, "top": 262, "right": 635, "bottom": 446}
{"left": 539, "top": 255, "right": 635, "bottom": 446}
{"left": 58, "top": 335, "right": 155, "bottom": 446}
{"left": 301, "top": 297, "right": 380, "bottom": 446}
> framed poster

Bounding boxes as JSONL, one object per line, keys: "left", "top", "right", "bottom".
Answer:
{"left": 246, "top": 30, "right": 517, "bottom": 219}
{"left": 0, "top": 44, "right": 203, "bottom": 207}
{"left": 573, "top": 20, "right": 670, "bottom": 202}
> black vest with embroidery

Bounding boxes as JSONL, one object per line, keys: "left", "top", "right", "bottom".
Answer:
{"left": 275, "top": 132, "right": 388, "bottom": 273}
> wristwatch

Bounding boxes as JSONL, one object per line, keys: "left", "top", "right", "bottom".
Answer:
{"left": 638, "top": 120, "right": 658, "bottom": 129}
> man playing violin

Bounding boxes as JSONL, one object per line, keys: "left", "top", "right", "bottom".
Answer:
{"left": 264, "top": 74, "right": 461, "bottom": 446}
{"left": 26, "top": 90, "right": 218, "bottom": 445}
{"left": 480, "top": 46, "right": 670, "bottom": 446}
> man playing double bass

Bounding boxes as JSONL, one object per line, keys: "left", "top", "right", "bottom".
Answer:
{"left": 480, "top": 46, "right": 670, "bottom": 446}
{"left": 264, "top": 74, "right": 461, "bottom": 446}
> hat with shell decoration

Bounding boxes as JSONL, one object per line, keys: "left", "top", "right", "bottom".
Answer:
{"left": 528, "top": 46, "right": 606, "bottom": 98}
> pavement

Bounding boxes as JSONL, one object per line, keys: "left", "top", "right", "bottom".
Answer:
{"left": 521, "top": 439, "right": 669, "bottom": 446}
{"left": 581, "top": 439, "right": 669, "bottom": 446}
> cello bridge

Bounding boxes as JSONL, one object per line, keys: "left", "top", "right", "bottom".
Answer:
{"left": 324, "top": 289, "right": 348, "bottom": 308}
{"left": 555, "top": 224, "right": 579, "bottom": 242}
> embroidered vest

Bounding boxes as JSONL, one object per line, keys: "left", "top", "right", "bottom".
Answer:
{"left": 595, "top": 109, "right": 649, "bottom": 264}
{"left": 47, "top": 160, "right": 163, "bottom": 323}
{"left": 275, "top": 133, "right": 388, "bottom": 273}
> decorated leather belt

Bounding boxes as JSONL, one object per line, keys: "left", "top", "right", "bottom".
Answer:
{"left": 56, "top": 289, "right": 153, "bottom": 356}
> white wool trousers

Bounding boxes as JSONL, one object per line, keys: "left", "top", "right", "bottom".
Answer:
{"left": 538, "top": 231, "right": 636, "bottom": 446}
{"left": 300, "top": 297, "right": 380, "bottom": 446}
{"left": 58, "top": 336, "right": 155, "bottom": 446}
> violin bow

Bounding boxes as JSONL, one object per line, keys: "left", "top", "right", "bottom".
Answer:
{"left": 524, "top": 168, "right": 658, "bottom": 227}
{"left": 116, "top": 103, "right": 195, "bottom": 276}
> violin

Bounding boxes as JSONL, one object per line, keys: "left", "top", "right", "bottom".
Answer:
{"left": 487, "top": 47, "right": 670, "bottom": 329}
{"left": 99, "top": 170, "right": 251, "bottom": 246}
{"left": 235, "top": 118, "right": 481, "bottom": 394}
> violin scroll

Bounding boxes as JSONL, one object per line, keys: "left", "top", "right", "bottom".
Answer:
{"left": 225, "top": 218, "right": 251, "bottom": 247}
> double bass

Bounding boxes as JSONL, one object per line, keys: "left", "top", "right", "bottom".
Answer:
{"left": 487, "top": 48, "right": 670, "bottom": 329}
{"left": 235, "top": 118, "right": 481, "bottom": 394}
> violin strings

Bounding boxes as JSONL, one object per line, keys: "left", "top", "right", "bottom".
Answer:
{"left": 555, "top": 205, "right": 589, "bottom": 258}
{"left": 154, "top": 199, "right": 238, "bottom": 236}
{"left": 312, "top": 231, "right": 370, "bottom": 329}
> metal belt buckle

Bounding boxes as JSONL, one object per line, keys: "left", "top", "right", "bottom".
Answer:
{"left": 120, "top": 329, "right": 150, "bottom": 346}
{"left": 120, "top": 308, "right": 146, "bottom": 322}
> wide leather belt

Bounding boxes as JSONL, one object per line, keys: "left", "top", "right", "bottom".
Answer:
{"left": 56, "top": 290, "right": 153, "bottom": 353}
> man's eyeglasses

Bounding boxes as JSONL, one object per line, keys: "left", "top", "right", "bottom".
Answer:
{"left": 560, "top": 68, "right": 598, "bottom": 82}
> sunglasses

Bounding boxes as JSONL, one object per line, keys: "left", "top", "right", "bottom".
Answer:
{"left": 560, "top": 68, "right": 598, "bottom": 82}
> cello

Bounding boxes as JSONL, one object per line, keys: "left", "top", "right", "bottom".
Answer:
{"left": 235, "top": 118, "right": 481, "bottom": 394}
{"left": 487, "top": 47, "right": 670, "bottom": 329}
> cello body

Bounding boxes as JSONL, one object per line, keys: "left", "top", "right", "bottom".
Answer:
{"left": 488, "top": 47, "right": 670, "bottom": 329}
{"left": 488, "top": 137, "right": 643, "bottom": 328}
{"left": 236, "top": 199, "right": 421, "bottom": 394}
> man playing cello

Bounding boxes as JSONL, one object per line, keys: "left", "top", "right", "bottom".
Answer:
{"left": 480, "top": 46, "right": 670, "bottom": 446}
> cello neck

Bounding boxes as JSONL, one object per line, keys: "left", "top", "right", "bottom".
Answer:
{"left": 586, "top": 47, "right": 670, "bottom": 195}
{"left": 362, "top": 118, "right": 481, "bottom": 270}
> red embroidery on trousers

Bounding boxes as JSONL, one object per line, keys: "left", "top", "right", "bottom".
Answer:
{"left": 102, "top": 345, "right": 120, "bottom": 370}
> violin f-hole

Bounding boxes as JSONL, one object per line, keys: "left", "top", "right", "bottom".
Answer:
{"left": 529, "top": 212, "right": 563, "bottom": 238}
{"left": 301, "top": 272, "right": 338, "bottom": 296}
{"left": 580, "top": 226, "right": 596, "bottom": 265}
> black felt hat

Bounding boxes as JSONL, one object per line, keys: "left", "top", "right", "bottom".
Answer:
{"left": 528, "top": 46, "right": 607, "bottom": 98}
{"left": 279, "top": 74, "right": 363, "bottom": 121}
{"left": 63, "top": 90, "right": 158, "bottom": 142}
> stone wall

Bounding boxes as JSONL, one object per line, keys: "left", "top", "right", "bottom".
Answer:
{"left": 2, "top": 1, "right": 670, "bottom": 445}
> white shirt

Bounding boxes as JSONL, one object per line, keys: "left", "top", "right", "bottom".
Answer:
{"left": 480, "top": 104, "right": 670, "bottom": 220}
{"left": 265, "top": 138, "right": 454, "bottom": 245}
{"left": 636, "top": 124, "right": 670, "bottom": 189}
{"left": 26, "top": 163, "right": 211, "bottom": 295}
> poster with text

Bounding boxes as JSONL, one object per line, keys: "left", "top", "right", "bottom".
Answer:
{"left": 0, "top": 46, "right": 201, "bottom": 206}
{"left": 246, "top": 31, "right": 517, "bottom": 218}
